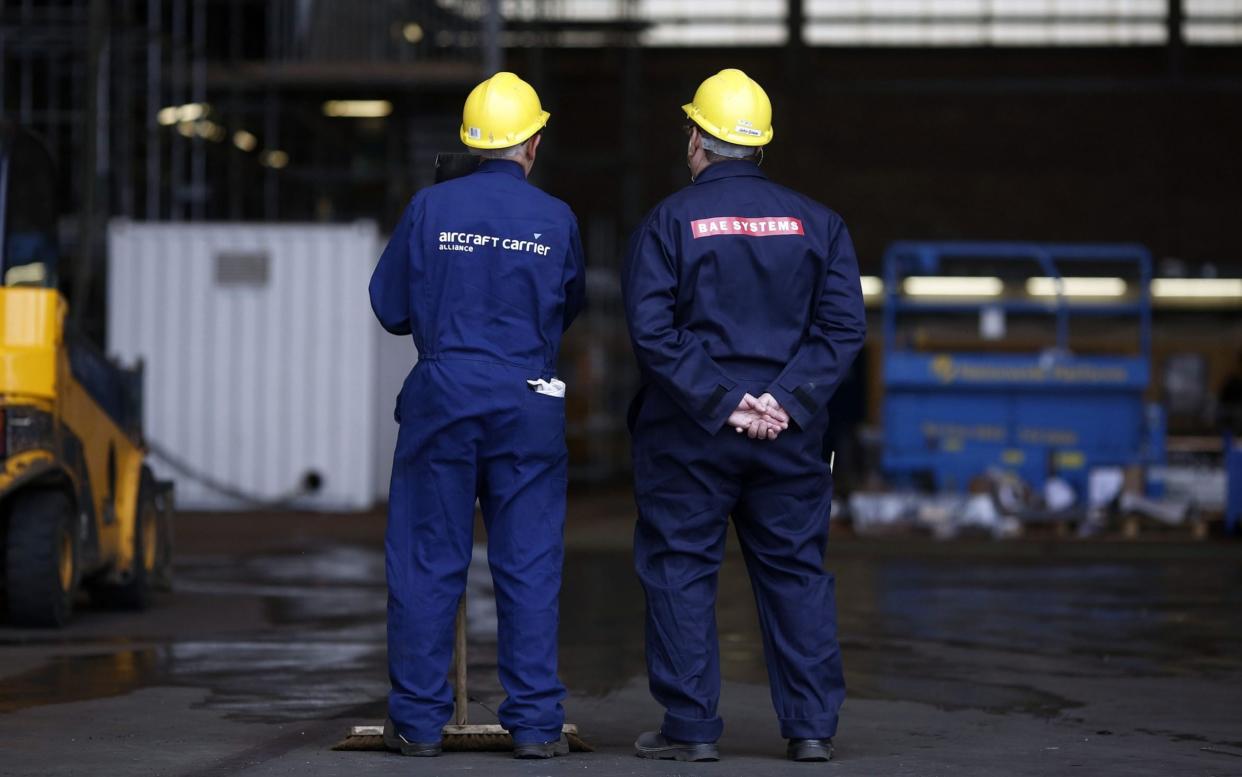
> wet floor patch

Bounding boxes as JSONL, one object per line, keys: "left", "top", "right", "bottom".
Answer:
{"left": 0, "top": 639, "right": 391, "bottom": 723}
{"left": 1135, "top": 728, "right": 1242, "bottom": 750}
{"left": 2, "top": 536, "right": 1241, "bottom": 733}
{"left": 0, "top": 544, "right": 395, "bottom": 722}
{"left": 0, "top": 650, "right": 163, "bottom": 714}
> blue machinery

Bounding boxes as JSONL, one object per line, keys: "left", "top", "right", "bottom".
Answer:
{"left": 881, "top": 242, "right": 1164, "bottom": 497}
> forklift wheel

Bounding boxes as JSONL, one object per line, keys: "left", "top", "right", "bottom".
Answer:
{"left": 4, "top": 489, "right": 79, "bottom": 627}
{"left": 100, "top": 470, "right": 161, "bottom": 610}
{"left": 151, "top": 470, "right": 174, "bottom": 592}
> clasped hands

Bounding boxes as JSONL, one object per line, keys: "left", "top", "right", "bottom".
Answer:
{"left": 728, "top": 393, "right": 790, "bottom": 440}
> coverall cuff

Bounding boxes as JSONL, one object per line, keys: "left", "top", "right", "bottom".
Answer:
{"left": 778, "top": 713, "right": 839, "bottom": 741}
{"left": 768, "top": 384, "right": 815, "bottom": 431}
{"left": 662, "top": 710, "right": 724, "bottom": 744}
{"left": 700, "top": 384, "right": 748, "bottom": 436}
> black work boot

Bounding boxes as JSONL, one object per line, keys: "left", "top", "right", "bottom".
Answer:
{"left": 382, "top": 718, "right": 442, "bottom": 757}
{"left": 514, "top": 734, "right": 570, "bottom": 759}
{"left": 634, "top": 730, "right": 720, "bottom": 762}
{"left": 787, "top": 738, "right": 834, "bottom": 762}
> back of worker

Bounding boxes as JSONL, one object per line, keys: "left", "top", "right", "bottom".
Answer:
{"left": 623, "top": 69, "right": 866, "bottom": 764}
{"left": 369, "top": 72, "right": 585, "bottom": 760}
{"left": 373, "top": 161, "right": 582, "bottom": 368}
{"left": 629, "top": 169, "right": 842, "bottom": 385}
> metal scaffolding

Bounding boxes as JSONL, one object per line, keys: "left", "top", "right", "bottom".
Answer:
{"left": 0, "top": 0, "right": 499, "bottom": 338}
{"left": 0, "top": 0, "right": 1234, "bottom": 278}
{"left": 1, "top": 0, "right": 501, "bottom": 222}
{"left": 5, "top": 0, "right": 1228, "bottom": 229}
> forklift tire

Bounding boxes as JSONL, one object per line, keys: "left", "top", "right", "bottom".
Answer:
{"left": 149, "top": 468, "right": 174, "bottom": 592}
{"left": 152, "top": 474, "right": 175, "bottom": 590}
{"left": 4, "top": 489, "right": 79, "bottom": 627}
{"left": 102, "top": 469, "right": 160, "bottom": 610}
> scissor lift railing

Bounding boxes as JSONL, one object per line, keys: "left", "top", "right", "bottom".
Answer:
{"left": 880, "top": 241, "right": 1162, "bottom": 496}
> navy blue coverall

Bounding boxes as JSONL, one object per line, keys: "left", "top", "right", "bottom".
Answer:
{"left": 622, "top": 160, "right": 865, "bottom": 744}
{"left": 370, "top": 159, "right": 586, "bottom": 745}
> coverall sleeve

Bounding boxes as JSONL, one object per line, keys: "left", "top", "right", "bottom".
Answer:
{"left": 622, "top": 216, "right": 746, "bottom": 436}
{"left": 562, "top": 218, "right": 587, "bottom": 331}
{"left": 368, "top": 198, "right": 417, "bottom": 336}
{"left": 766, "top": 219, "right": 867, "bottom": 431}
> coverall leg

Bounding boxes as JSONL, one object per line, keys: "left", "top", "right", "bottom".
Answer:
{"left": 387, "top": 360, "right": 568, "bottom": 745}
{"left": 633, "top": 386, "right": 844, "bottom": 743}
{"left": 386, "top": 362, "right": 480, "bottom": 742}
{"left": 632, "top": 394, "right": 741, "bottom": 743}
{"left": 733, "top": 441, "right": 844, "bottom": 740}
{"left": 479, "top": 376, "right": 569, "bottom": 744}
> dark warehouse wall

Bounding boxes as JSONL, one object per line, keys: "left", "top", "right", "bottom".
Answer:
{"left": 525, "top": 46, "right": 1242, "bottom": 272}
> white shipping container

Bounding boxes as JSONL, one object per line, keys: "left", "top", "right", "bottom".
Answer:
{"left": 107, "top": 220, "right": 380, "bottom": 511}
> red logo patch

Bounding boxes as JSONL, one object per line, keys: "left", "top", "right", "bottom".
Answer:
{"left": 690, "top": 216, "right": 805, "bottom": 239}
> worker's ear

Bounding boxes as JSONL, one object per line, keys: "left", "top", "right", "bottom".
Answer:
{"left": 523, "top": 133, "right": 541, "bottom": 176}
{"left": 686, "top": 127, "right": 703, "bottom": 180}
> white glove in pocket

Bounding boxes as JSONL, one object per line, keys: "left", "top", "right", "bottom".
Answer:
{"left": 526, "top": 378, "right": 566, "bottom": 398}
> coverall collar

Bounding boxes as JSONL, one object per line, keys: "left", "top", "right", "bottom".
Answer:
{"left": 693, "top": 159, "right": 767, "bottom": 185}
{"left": 476, "top": 158, "right": 527, "bottom": 180}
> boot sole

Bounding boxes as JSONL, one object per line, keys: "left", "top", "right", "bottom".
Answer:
{"left": 514, "top": 747, "right": 569, "bottom": 759}
{"left": 636, "top": 745, "right": 720, "bottom": 762}
{"left": 382, "top": 721, "right": 442, "bottom": 756}
{"left": 513, "top": 733, "right": 571, "bottom": 759}
{"left": 788, "top": 745, "right": 834, "bottom": 762}
{"left": 383, "top": 737, "right": 442, "bottom": 757}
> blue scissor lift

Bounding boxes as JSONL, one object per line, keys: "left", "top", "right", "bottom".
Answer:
{"left": 881, "top": 242, "right": 1164, "bottom": 499}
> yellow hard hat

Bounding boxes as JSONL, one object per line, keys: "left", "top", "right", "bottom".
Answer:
{"left": 682, "top": 68, "right": 773, "bottom": 147}
{"left": 460, "top": 72, "right": 550, "bottom": 150}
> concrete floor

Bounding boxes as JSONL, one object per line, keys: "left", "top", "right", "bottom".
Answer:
{"left": 2, "top": 490, "right": 1241, "bottom": 776}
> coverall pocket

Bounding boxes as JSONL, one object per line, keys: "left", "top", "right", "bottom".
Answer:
{"left": 394, "top": 365, "right": 424, "bottom": 425}
{"left": 525, "top": 388, "right": 565, "bottom": 406}
{"left": 626, "top": 385, "right": 649, "bottom": 433}
{"left": 520, "top": 386, "right": 567, "bottom": 452}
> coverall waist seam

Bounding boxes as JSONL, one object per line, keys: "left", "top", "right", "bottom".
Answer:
{"left": 418, "top": 354, "right": 553, "bottom": 373}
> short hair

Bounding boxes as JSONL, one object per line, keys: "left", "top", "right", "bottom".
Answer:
{"left": 472, "top": 134, "right": 537, "bottom": 160}
{"left": 700, "top": 132, "right": 760, "bottom": 162}
{"left": 473, "top": 144, "right": 523, "bottom": 160}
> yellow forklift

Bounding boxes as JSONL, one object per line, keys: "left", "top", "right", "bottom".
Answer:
{"left": 0, "top": 124, "right": 172, "bottom": 627}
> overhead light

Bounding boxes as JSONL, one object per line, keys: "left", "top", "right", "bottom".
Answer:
{"left": 903, "top": 276, "right": 1003, "bottom": 297}
{"left": 1026, "top": 277, "right": 1127, "bottom": 297}
{"left": 1151, "top": 278, "right": 1242, "bottom": 299}
{"left": 322, "top": 100, "right": 393, "bottom": 118}
{"left": 159, "top": 102, "right": 210, "bottom": 126}
{"left": 176, "top": 102, "right": 208, "bottom": 122}
{"left": 402, "top": 22, "right": 425, "bottom": 43}
{"left": 860, "top": 276, "right": 884, "bottom": 297}
{"left": 259, "top": 150, "right": 289, "bottom": 169}
{"left": 194, "top": 120, "right": 227, "bottom": 142}
{"left": 175, "top": 121, "right": 196, "bottom": 138}
{"left": 233, "top": 130, "right": 258, "bottom": 152}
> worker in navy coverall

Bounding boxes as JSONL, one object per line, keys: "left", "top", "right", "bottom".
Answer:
{"left": 623, "top": 69, "right": 866, "bottom": 764}
{"left": 369, "top": 72, "right": 585, "bottom": 760}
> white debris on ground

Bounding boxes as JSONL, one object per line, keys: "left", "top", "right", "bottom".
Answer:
{"left": 845, "top": 464, "right": 1201, "bottom": 539}
{"left": 847, "top": 492, "right": 1022, "bottom": 539}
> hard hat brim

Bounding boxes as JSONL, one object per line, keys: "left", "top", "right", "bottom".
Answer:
{"left": 682, "top": 103, "right": 772, "bottom": 148}
{"left": 461, "top": 110, "right": 550, "bottom": 150}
